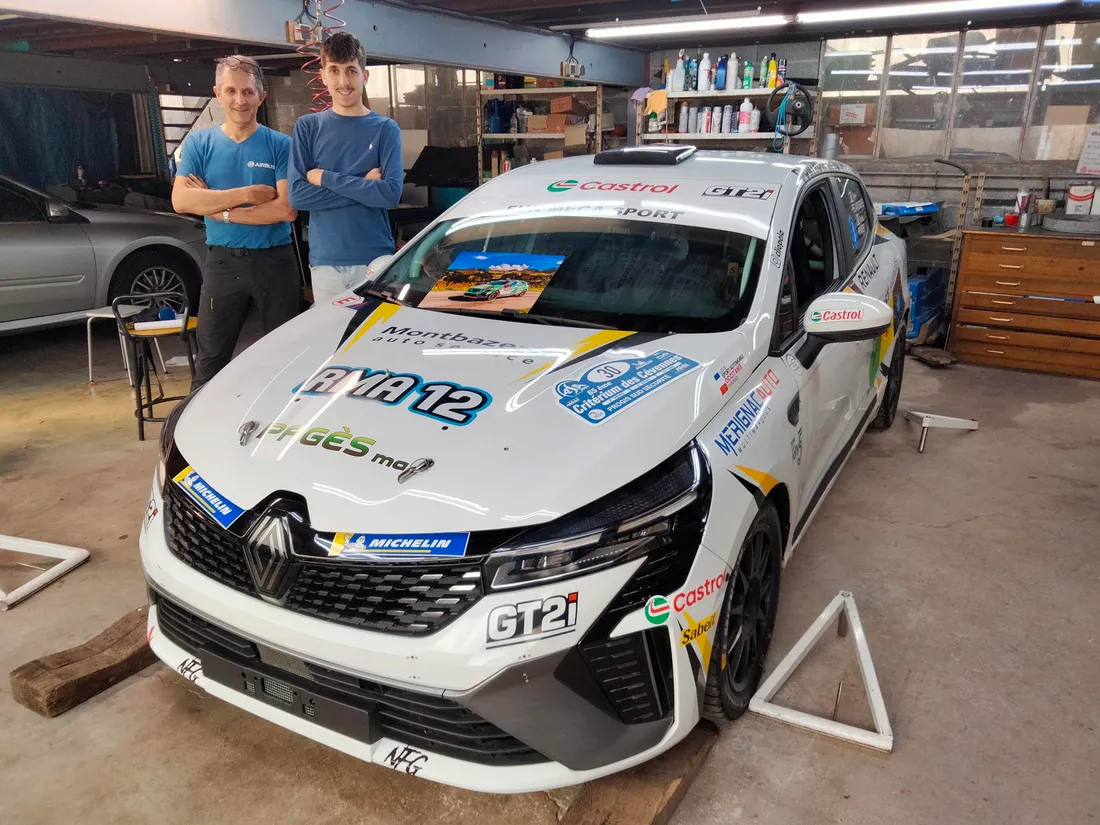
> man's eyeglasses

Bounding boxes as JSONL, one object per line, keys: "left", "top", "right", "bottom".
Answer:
{"left": 216, "top": 56, "right": 264, "bottom": 83}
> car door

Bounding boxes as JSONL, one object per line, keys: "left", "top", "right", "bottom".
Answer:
{"left": 770, "top": 181, "right": 855, "bottom": 526}
{"left": 0, "top": 179, "right": 97, "bottom": 323}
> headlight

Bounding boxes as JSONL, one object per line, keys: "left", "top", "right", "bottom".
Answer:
{"left": 156, "top": 393, "right": 193, "bottom": 488}
{"left": 482, "top": 443, "right": 710, "bottom": 591}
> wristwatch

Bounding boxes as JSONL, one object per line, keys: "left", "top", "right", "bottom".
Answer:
{"left": 222, "top": 209, "right": 231, "bottom": 224}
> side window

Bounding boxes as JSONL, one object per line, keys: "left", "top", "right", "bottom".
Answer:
{"left": 832, "top": 176, "right": 872, "bottom": 268}
{"left": 774, "top": 186, "right": 840, "bottom": 351}
{"left": 0, "top": 184, "right": 44, "bottom": 223}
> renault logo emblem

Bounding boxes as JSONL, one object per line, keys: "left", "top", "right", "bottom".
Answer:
{"left": 243, "top": 512, "right": 296, "bottom": 602}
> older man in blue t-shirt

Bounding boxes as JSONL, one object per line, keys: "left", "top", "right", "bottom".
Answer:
{"left": 288, "top": 32, "right": 403, "bottom": 307}
{"left": 172, "top": 54, "right": 298, "bottom": 389}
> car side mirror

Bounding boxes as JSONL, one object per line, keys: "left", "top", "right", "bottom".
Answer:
{"left": 796, "top": 293, "right": 893, "bottom": 369}
{"left": 46, "top": 198, "right": 72, "bottom": 221}
{"left": 365, "top": 254, "right": 394, "bottom": 282}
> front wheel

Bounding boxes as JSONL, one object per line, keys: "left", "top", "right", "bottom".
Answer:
{"left": 704, "top": 501, "right": 783, "bottom": 720}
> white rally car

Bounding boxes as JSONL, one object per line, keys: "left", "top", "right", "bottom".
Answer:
{"left": 141, "top": 146, "right": 908, "bottom": 793}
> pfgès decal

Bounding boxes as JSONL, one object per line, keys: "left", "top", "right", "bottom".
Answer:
{"left": 330, "top": 531, "right": 469, "bottom": 559}
{"left": 486, "top": 592, "right": 579, "bottom": 648}
{"left": 547, "top": 179, "right": 679, "bottom": 194}
{"left": 293, "top": 366, "right": 492, "bottom": 426}
{"left": 644, "top": 572, "right": 730, "bottom": 624}
{"left": 713, "top": 369, "right": 781, "bottom": 459}
{"left": 173, "top": 466, "right": 244, "bottom": 529}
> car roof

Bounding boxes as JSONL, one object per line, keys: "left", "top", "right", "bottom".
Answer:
{"left": 447, "top": 151, "right": 855, "bottom": 240}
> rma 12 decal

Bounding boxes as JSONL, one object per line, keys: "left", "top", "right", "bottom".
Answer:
{"left": 486, "top": 592, "right": 579, "bottom": 648}
{"left": 555, "top": 350, "right": 700, "bottom": 425}
{"left": 713, "top": 369, "right": 781, "bottom": 458}
{"left": 173, "top": 466, "right": 243, "bottom": 529}
{"left": 294, "top": 366, "right": 492, "bottom": 426}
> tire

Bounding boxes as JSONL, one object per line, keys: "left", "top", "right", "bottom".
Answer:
{"left": 870, "top": 326, "right": 907, "bottom": 431}
{"left": 704, "top": 501, "right": 783, "bottom": 721}
{"left": 108, "top": 249, "right": 200, "bottom": 314}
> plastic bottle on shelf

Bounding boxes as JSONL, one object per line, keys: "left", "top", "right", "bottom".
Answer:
{"left": 743, "top": 61, "right": 753, "bottom": 89}
{"left": 759, "top": 59, "right": 768, "bottom": 87}
{"left": 728, "top": 54, "right": 739, "bottom": 91}
{"left": 647, "top": 111, "right": 659, "bottom": 133}
{"left": 710, "top": 106, "right": 722, "bottom": 134}
{"left": 671, "top": 50, "right": 686, "bottom": 93}
{"left": 778, "top": 57, "right": 788, "bottom": 84}
{"left": 715, "top": 55, "right": 728, "bottom": 92}
{"left": 698, "top": 53, "right": 712, "bottom": 93}
{"left": 738, "top": 97, "right": 753, "bottom": 134}
{"left": 701, "top": 106, "right": 712, "bottom": 134}
{"left": 750, "top": 107, "right": 762, "bottom": 133}
{"left": 685, "top": 56, "right": 698, "bottom": 92}
{"left": 688, "top": 106, "right": 699, "bottom": 134}
{"left": 679, "top": 102, "right": 690, "bottom": 133}
{"left": 509, "top": 111, "right": 518, "bottom": 134}
{"left": 721, "top": 104, "right": 734, "bottom": 133}
{"left": 768, "top": 54, "right": 779, "bottom": 88}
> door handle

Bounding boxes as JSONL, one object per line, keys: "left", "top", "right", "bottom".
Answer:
{"left": 998, "top": 263, "right": 1024, "bottom": 270}
{"left": 989, "top": 316, "right": 1014, "bottom": 322}
{"left": 788, "top": 393, "right": 800, "bottom": 426}
{"left": 996, "top": 280, "right": 1021, "bottom": 286}
{"left": 991, "top": 299, "right": 1016, "bottom": 305}
{"left": 1001, "top": 246, "right": 1027, "bottom": 252}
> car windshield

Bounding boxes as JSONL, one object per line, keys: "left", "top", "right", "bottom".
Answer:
{"left": 359, "top": 214, "right": 763, "bottom": 334}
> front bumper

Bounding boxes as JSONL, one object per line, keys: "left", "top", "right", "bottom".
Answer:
{"left": 139, "top": 475, "right": 733, "bottom": 793}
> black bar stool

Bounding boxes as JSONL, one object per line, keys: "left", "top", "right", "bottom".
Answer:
{"left": 112, "top": 293, "right": 197, "bottom": 441}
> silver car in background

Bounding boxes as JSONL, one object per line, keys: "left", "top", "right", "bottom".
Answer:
{"left": 0, "top": 175, "right": 207, "bottom": 334}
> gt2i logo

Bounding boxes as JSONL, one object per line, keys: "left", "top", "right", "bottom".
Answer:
{"left": 791, "top": 426, "right": 803, "bottom": 466}
{"left": 810, "top": 309, "right": 863, "bottom": 323}
{"left": 703, "top": 186, "right": 775, "bottom": 200}
{"left": 645, "top": 572, "right": 729, "bottom": 624}
{"left": 177, "top": 658, "right": 202, "bottom": 682}
{"left": 771, "top": 229, "right": 786, "bottom": 268}
{"left": 680, "top": 612, "right": 717, "bottom": 647}
{"left": 713, "top": 369, "right": 781, "bottom": 458}
{"left": 294, "top": 366, "right": 492, "bottom": 426}
{"left": 384, "top": 745, "right": 428, "bottom": 776}
{"left": 486, "top": 592, "right": 578, "bottom": 648}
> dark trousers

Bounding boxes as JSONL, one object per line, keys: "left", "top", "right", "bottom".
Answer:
{"left": 191, "top": 244, "right": 300, "bottom": 389}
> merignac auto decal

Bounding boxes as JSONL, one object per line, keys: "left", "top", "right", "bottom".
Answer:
{"left": 547, "top": 179, "right": 679, "bottom": 194}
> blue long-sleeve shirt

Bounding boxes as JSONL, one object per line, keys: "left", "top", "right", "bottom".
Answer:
{"left": 288, "top": 109, "right": 403, "bottom": 266}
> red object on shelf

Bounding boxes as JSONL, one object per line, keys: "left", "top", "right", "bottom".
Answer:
{"left": 1004, "top": 213, "right": 1019, "bottom": 227}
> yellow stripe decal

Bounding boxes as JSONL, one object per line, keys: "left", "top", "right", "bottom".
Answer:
{"left": 340, "top": 303, "right": 402, "bottom": 354}
{"left": 172, "top": 465, "right": 192, "bottom": 484}
{"left": 735, "top": 465, "right": 780, "bottom": 495}
{"left": 513, "top": 329, "right": 637, "bottom": 384}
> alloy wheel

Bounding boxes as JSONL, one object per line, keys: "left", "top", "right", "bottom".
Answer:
{"left": 724, "top": 524, "right": 778, "bottom": 694}
{"left": 131, "top": 266, "right": 188, "bottom": 313}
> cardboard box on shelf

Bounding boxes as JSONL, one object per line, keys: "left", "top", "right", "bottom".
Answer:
{"left": 526, "top": 114, "right": 548, "bottom": 132}
{"left": 1044, "top": 105, "right": 1090, "bottom": 126}
{"left": 827, "top": 101, "right": 877, "bottom": 126}
{"left": 564, "top": 123, "right": 588, "bottom": 148}
{"left": 551, "top": 94, "right": 589, "bottom": 115}
{"left": 542, "top": 150, "right": 565, "bottom": 160}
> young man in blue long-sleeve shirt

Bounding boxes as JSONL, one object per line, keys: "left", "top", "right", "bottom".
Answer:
{"left": 288, "top": 32, "right": 403, "bottom": 306}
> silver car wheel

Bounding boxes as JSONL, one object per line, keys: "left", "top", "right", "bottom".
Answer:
{"left": 131, "top": 266, "right": 188, "bottom": 313}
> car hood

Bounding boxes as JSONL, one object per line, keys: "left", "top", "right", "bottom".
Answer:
{"left": 174, "top": 299, "right": 755, "bottom": 534}
{"left": 75, "top": 203, "right": 205, "bottom": 232}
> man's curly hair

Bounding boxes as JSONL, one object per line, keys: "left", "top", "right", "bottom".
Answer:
{"left": 320, "top": 32, "right": 366, "bottom": 67}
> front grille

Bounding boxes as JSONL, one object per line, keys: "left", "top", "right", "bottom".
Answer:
{"left": 284, "top": 562, "right": 484, "bottom": 634}
{"left": 578, "top": 630, "right": 673, "bottom": 724}
{"left": 162, "top": 482, "right": 484, "bottom": 635}
{"left": 154, "top": 593, "right": 548, "bottom": 766}
{"left": 163, "top": 481, "right": 256, "bottom": 596}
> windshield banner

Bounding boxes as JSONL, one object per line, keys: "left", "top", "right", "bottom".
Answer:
{"left": 417, "top": 251, "right": 564, "bottom": 315}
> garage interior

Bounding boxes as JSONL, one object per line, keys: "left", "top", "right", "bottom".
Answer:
{"left": 2, "top": 1, "right": 1099, "bottom": 824}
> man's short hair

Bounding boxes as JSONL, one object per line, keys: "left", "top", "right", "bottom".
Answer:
{"left": 215, "top": 54, "right": 264, "bottom": 91}
{"left": 320, "top": 32, "right": 366, "bottom": 67}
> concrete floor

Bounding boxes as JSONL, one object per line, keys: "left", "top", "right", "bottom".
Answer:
{"left": 2, "top": 323, "right": 1098, "bottom": 825}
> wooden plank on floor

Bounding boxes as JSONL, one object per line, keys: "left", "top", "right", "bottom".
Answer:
{"left": 9, "top": 605, "right": 155, "bottom": 718}
{"left": 561, "top": 720, "right": 720, "bottom": 825}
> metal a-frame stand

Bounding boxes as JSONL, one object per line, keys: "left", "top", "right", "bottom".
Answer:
{"left": 749, "top": 591, "right": 894, "bottom": 752}
{"left": 904, "top": 410, "right": 979, "bottom": 454}
{"left": 0, "top": 535, "right": 89, "bottom": 610}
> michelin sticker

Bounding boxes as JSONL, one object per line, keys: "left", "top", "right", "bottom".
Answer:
{"left": 555, "top": 350, "right": 700, "bottom": 425}
{"left": 330, "top": 531, "right": 469, "bottom": 558}
{"left": 173, "top": 466, "right": 244, "bottom": 529}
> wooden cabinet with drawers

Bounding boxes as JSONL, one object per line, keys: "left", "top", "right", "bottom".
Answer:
{"left": 949, "top": 230, "right": 1100, "bottom": 380}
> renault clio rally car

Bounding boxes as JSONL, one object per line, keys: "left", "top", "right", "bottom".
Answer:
{"left": 141, "top": 146, "right": 908, "bottom": 793}
{"left": 464, "top": 279, "right": 529, "bottom": 300}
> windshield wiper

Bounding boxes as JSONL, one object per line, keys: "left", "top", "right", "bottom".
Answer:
{"left": 361, "top": 286, "right": 411, "bottom": 307}
{"left": 499, "top": 309, "right": 615, "bottom": 330}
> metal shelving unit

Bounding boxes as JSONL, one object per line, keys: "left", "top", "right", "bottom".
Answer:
{"left": 642, "top": 129, "right": 817, "bottom": 142}
{"left": 476, "top": 75, "right": 608, "bottom": 184}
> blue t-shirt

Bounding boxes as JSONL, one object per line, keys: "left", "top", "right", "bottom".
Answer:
{"left": 177, "top": 125, "right": 292, "bottom": 249}
{"left": 288, "top": 109, "right": 403, "bottom": 266}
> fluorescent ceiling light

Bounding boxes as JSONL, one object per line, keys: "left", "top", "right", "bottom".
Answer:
{"left": 584, "top": 14, "right": 789, "bottom": 39}
{"left": 799, "top": 0, "right": 1064, "bottom": 25}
